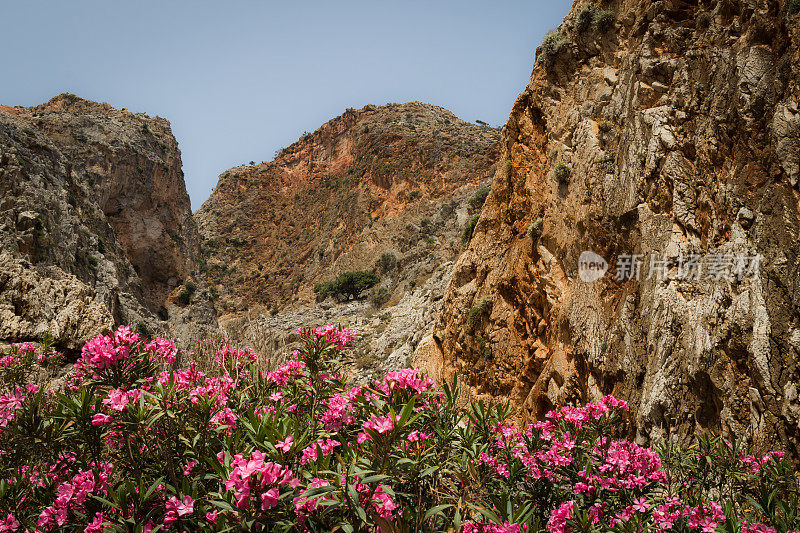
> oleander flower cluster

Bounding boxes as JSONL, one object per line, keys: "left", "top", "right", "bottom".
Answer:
{"left": 0, "top": 341, "right": 63, "bottom": 385}
{"left": 0, "top": 324, "right": 797, "bottom": 532}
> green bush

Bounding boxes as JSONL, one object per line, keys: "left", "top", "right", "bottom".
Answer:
{"left": 177, "top": 288, "right": 191, "bottom": 305}
{"left": 462, "top": 215, "right": 480, "bottom": 244}
{"left": 166, "top": 229, "right": 184, "bottom": 245}
{"left": 527, "top": 217, "right": 544, "bottom": 240}
{"left": 594, "top": 8, "right": 615, "bottom": 31}
{"left": 537, "top": 31, "right": 566, "bottom": 69}
{"left": 407, "top": 190, "right": 420, "bottom": 201}
{"left": 553, "top": 161, "right": 571, "bottom": 183}
{"left": 600, "top": 150, "right": 616, "bottom": 173}
{"left": 476, "top": 335, "right": 493, "bottom": 360}
{"left": 177, "top": 280, "right": 196, "bottom": 305}
{"left": 375, "top": 252, "right": 398, "bottom": 274}
{"left": 576, "top": 5, "right": 615, "bottom": 33}
{"left": 370, "top": 287, "right": 391, "bottom": 308}
{"left": 314, "top": 271, "right": 380, "bottom": 301}
{"left": 468, "top": 296, "right": 493, "bottom": 326}
{"left": 468, "top": 187, "right": 491, "bottom": 210}
{"left": 575, "top": 4, "right": 596, "bottom": 32}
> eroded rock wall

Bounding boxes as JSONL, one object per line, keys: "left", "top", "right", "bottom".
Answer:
{"left": 425, "top": 0, "right": 800, "bottom": 455}
{"left": 197, "top": 102, "right": 500, "bottom": 373}
{"left": 0, "top": 95, "right": 216, "bottom": 349}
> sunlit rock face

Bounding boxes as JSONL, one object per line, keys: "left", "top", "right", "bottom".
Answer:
{"left": 423, "top": 0, "right": 800, "bottom": 457}
{"left": 196, "top": 102, "right": 500, "bottom": 376}
{"left": 0, "top": 95, "right": 216, "bottom": 349}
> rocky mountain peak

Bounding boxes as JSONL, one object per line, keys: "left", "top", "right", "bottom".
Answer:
{"left": 196, "top": 101, "right": 500, "bottom": 314}
{"left": 1, "top": 94, "right": 216, "bottom": 350}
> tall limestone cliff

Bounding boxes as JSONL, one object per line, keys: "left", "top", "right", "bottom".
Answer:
{"left": 196, "top": 102, "right": 499, "bottom": 373}
{"left": 418, "top": 0, "right": 800, "bottom": 456}
{"left": 0, "top": 94, "right": 216, "bottom": 350}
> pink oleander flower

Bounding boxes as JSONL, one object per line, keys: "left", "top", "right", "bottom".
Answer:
{"left": 76, "top": 326, "right": 139, "bottom": 374}
{"left": 632, "top": 497, "right": 649, "bottom": 513}
{"left": 301, "top": 438, "right": 341, "bottom": 464}
{"left": 463, "top": 520, "right": 523, "bottom": 533}
{"left": 145, "top": 337, "right": 177, "bottom": 364}
{"left": 295, "top": 324, "right": 357, "bottom": 351}
{"left": 84, "top": 512, "right": 105, "bottom": 533}
{"left": 276, "top": 434, "right": 294, "bottom": 453}
{"left": 370, "top": 485, "right": 400, "bottom": 520}
{"left": 378, "top": 368, "right": 435, "bottom": 397}
{"left": 362, "top": 414, "right": 394, "bottom": 435}
{"left": 0, "top": 354, "right": 19, "bottom": 368}
{"left": 37, "top": 463, "right": 113, "bottom": 531}
{"left": 547, "top": 500, "right": 575, "bottom": 533}
{"left": 407, "top": 430, "right": 432, "bottom": 442}
{"left": 0, "top": 512, "right": 19, "bottom": 533}
{"left": 164, "top": 495, "right": 194, "bottom": 526}
{"left": 741, "top": 521, "right": 777, "bottom": 533}
{"left": 102, "top": 388, "right": 141, "bottom": 412}
{"left": 294, "top": 478, "right": 330, "bottom": 517}
{"left": 225, "top": 451, "right": 297, "bottom": 510}
{"left": 321, "top": 386, "right": 361, "bottom": 431}
{"left": 12, "top": 342, "right": 39, "bottom": 356}
{"left": 91, "top": 413, "right": 112, "bottom": 426}
{"left": 214, "top": 344, "right": 256, "bottom": 370}
{"left": 183, "top": 460, "right": 198, "bottom": 476}
{"left": 265, "top": 358, "right": 306, "bottom": 386}
{"left": 210, "top": 407, "right": 237, "bottom": 434}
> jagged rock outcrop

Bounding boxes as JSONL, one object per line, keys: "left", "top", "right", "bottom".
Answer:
{"left": 422, "top": 0, "right": 800, "bottom": 456}
{"left": 197, "top": 102, "right": 499, "bottom": 373}
{"left": 0, "top": 95, "right": 216, "bottom": 350}
{"left": 0, "top": 252, "right": 113, "bottom": 349}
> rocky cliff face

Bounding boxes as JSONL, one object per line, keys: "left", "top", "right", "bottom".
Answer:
{"left": 420, "top": 0, "right": 800, "bottom": 456}
{"left": 196, "top": 102, "right": 499, "bottom": 373}
{"left": 0, "top": 95, "right": 216, "bottom": 350}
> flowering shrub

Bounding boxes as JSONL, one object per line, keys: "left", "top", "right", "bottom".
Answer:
{"left": 0, "top": 324, "right": 798, "bottom": 532}
{"left": 0, "top": 339, "right": 63, "bottom": 385}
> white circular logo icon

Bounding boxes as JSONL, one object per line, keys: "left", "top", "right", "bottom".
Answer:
{"left": 578, "top": 251, "right": 608, "bottom": 283}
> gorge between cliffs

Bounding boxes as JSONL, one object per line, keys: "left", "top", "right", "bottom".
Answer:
{"left": 2, "top": 1, "right": 800, "bottom": 529}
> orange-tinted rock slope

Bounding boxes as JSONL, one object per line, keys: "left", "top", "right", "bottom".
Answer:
{"left": 420, "top": 0, "right": 800, "bottom": 457}
{"left": 196, "top": 102, "right": 500, "bottom": 314}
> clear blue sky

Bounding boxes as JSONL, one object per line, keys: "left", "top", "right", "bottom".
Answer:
{"left": 1, "top": 1, "right": 569, "bottom": 210}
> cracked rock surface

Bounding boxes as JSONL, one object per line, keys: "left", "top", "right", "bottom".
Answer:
{"left": 421, "top": 0, "right": 800, "bottom": 456}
